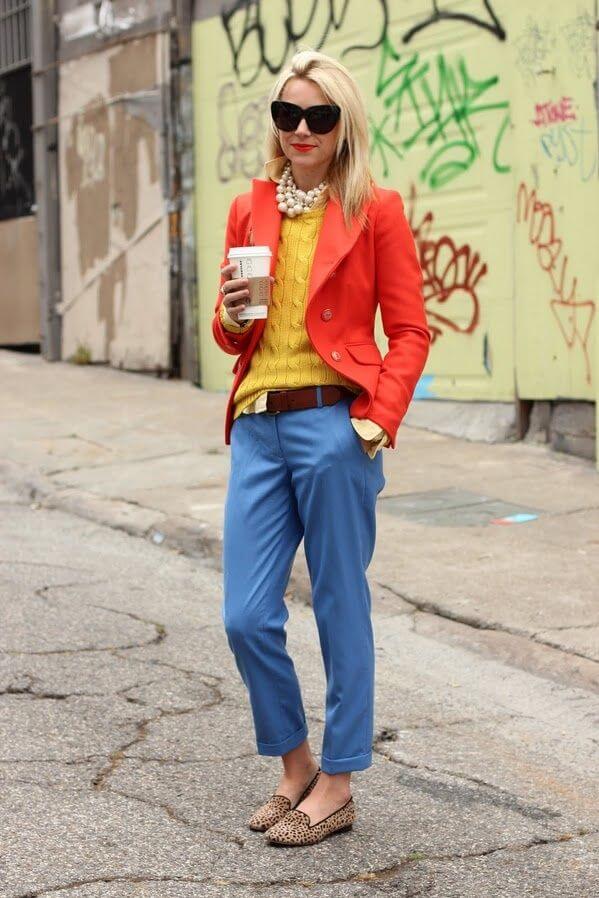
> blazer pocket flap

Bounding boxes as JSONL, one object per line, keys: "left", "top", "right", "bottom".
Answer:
{"left": 345, "top": 341, "right": 383, "bottom": 365}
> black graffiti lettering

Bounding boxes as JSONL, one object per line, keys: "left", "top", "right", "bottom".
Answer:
{"left": 403, "top": 1, "right": 506, "bottom": 44}
{"left": 221, "top": 0, "right": 389, "bottom": 87}
{"left": 217, "top": 82, "right": 269, "bottom": 182}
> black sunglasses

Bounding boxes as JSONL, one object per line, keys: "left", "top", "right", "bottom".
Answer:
{"left": 271, "top": 100, "right": 341, "bottom": 134}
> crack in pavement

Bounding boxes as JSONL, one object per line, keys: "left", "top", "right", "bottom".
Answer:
{"left": 535, "top": 622, "right": 599, "bottom": 632}
{"left": 29, "top": 585, "right": 169, "bottom": 651}
{"left": 344, "top": 829, "right": 598, "bottom": 891}
{"left": 111, "top": 652, "right": 225, "bottom": 686}
{"left": 36, "top": 484, "right": 163, "bottom": 513}
{"left": 60, "top": 434, "right": 112, "bottom": 451}
{"left": 0, "top": 642, "right": 160, "bottom": 658}
{"left": 115, "top": 751, "right": 258, "bottom": 765}
{"left": 379, "top": 712, "right": 526, "bottom": 733}
{"left": 11, "top": 828, "right": 599, "bottom": 896}
{"left": 0, "top": 560, "right": 93, "bottom": 573}
{"left": 94, "top": 787, "right": 250, "bottom": 848}
{"left": 0, "top": 676, "right": 174, "bottom": 710}
{"left": 360, "top": 828, "right": 598, "bottom": 884}
{"left": 377, "top": 581, "right": 599, "bottom": 665}
{"left": 372, "top": 738, "right": 561, "bottom": 823}
{"left": 0, "top": 672, "right": 111, "bottom": 702}
{"left": 44, "top": 449, "right": 191, "bottom": 478}
{"left": 91, "top": 678, "right": 225, "bottom": 790}
{"left": 0, "top": 685, "right": 84, "bottom": 701}
{"left": 114, "top": 750, "right": 258, "bottom": 766}
{"left": 548, "top": 504, "right": 599, "bottom": 518}
{"left": 0, "top": 757, "right": 107, "bottom": 765}
{"left": 33, "top": 580, "right": 107, "bottom": 603}
{"left": 113, "top": 679, "right": 161, "bottom": 708}
{"left": 0, "top": 606, "right": 167, "bottom": 657}
{"left": 88, "top": 604, "right": 167, "bottom": 645}
{"left": 92, "top": 707, "right": 194, "bottom": 790}
{"left": 103, "top": 786, "right": 194, "bottom": 827}
{"left": 205, "top": 826, "right": 247, "bottom": 848}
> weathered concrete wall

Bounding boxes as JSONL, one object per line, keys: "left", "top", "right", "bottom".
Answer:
{"left": 192, "top": 1, "right": 598, "bottom": 465}
{"left": 0, "top": 216, "right": 39, "bottom": 344}
{"left": 58, "top": 32, "right": 170, "bottom": 371}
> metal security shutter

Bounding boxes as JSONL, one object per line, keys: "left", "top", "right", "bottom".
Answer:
{"left": 0, "top": 2, "right": 33, "bottom": 221}
{"left": 0, "top": 0, "right": 30, "bottom": 75}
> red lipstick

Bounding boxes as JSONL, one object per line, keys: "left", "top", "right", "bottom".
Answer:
{"left": 291, "top": 144, "right": 315, "bottom": 152}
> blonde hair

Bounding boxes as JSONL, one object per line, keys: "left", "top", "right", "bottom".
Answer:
{"left": 264, "top": 49, "right": 376, "bottom": 230}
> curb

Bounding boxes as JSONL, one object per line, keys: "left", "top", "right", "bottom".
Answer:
{"left": 1, "top": 458, "right": 313, "bottom": 604}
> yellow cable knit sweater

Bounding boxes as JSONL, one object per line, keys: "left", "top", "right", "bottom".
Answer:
{"left": 231, "top": 203, "right": 362, "bottom": 417}
{"left": 219, "top": 199, "right": 390, "bottom": 457}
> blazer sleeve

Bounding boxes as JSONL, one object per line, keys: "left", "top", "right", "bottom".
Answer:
{"left": 366, "top": 190, "right": 431, "bottom": 449}
{"left": 212, "top": 195, "right": 256, "bottom": 355}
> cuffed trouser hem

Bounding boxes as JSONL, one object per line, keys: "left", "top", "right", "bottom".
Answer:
{"left": 257, "top": 722, "right": 308, "bottom": 756}
{"left": 321, "top": 750, "right": 372, "bottom": 774}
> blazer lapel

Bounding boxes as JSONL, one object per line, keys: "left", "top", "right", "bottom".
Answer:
{"left": 307, "top": 191, "right": 365, "bottom": 308}
{"left": 250, "top": 177, "right": 368, "bottom": 308}
{"left": 250, "top": 179, "right": 281, "bottom": 277}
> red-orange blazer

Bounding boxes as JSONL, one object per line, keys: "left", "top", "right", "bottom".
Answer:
{"left": 213, "top": 177, "right": 432, "bottom": 449}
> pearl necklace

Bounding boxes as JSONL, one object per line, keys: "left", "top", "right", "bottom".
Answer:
{"left": 276, "top": 161, "right": 327, "bottom": 217}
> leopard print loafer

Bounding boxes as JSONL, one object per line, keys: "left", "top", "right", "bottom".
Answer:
{"left": 265, "top": 795, "right": 355, "bottom": 846}
{"left": 248, "top": 766, "right": 321, "bottom": 832}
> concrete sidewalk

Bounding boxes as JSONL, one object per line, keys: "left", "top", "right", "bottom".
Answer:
{"left": 2, "top": 350, "right": 598, "bottom": 661}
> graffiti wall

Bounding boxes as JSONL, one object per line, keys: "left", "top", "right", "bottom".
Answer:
{"left": 192, "top": 1, "right": 598, "bottom": 411}
{"left": 58, "top": 32, "right": 171, "bottom": 371}
{"left": 511, "top": 2, "right": 598, "bottom": 401}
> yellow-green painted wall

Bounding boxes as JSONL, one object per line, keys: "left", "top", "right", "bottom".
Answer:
{"left": 510, "top": 2, "right": 598, "bottom": 402}
{"left": 192, "top": 1, "right": 598, "bottom": 433}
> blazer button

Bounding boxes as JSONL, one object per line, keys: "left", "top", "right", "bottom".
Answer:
{"left": 331, "top": 350, "right": 342, "bottom": 361}
{"left": 321, "top": 309, "right": 333, "bottom": 321}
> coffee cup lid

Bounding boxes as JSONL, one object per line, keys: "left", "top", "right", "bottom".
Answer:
{"left": 228, "top": 246, "right": 272, "bottom": 258}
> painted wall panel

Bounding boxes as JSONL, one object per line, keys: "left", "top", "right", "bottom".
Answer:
{"left": 0, "top": 216, "right": 39, "bottom": 344}
{"left": 509, "top": 1, "right": 598, "bottom": 400}
{"left": 58, "top": 32, "right": 170, "bottom": 370}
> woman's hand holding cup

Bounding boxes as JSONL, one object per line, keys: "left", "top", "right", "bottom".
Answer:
{"left": 220, "top": 262, "right": 274, "bottom": 325}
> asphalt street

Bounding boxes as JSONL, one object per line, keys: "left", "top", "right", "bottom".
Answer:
{"left": 1, "top": 480, "right": 597, "bottom": 896}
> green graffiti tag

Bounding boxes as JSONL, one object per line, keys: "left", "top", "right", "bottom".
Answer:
{"left": 370, "top": 35, "right": 510, "bottom": 188}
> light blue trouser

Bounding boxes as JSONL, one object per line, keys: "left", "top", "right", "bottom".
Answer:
{"left": 221, "top": 392, "right": 386, "bottom": 774}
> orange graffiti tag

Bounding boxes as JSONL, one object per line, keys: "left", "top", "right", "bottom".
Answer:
{"left": 516, "top": 182, "right": 595, "bottom": 384}
{"left": 406, "top": 183, "right": 487, "bottom": 343}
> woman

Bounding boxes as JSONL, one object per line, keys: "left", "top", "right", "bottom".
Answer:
{"left": 213, "top": 49, "right": 430, "bottom": 846}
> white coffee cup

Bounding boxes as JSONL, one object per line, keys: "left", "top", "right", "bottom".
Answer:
{"left": 227, "top": 246, "right": 272, "bottom": 319}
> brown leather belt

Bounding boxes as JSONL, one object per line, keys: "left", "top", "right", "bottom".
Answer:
{"left": 265, "top": 385, "right": 358, "bottom": 414}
